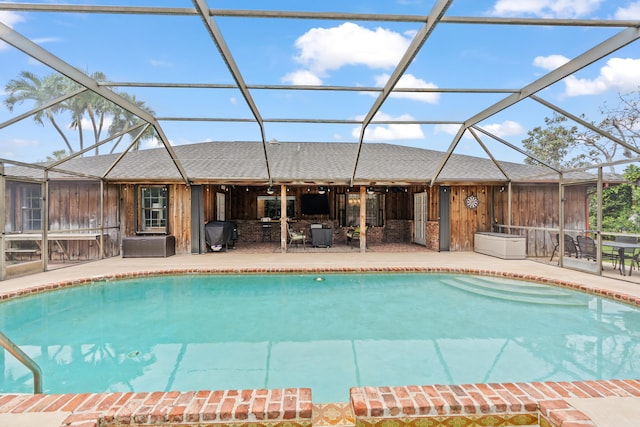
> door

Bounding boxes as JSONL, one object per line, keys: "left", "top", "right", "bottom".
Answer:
{"left": 216, "top": 192, "right": 226, "bottom": 221}
{"left": 439, "top": 186, "right": 450, "bottom": 251}
{"left": 413, "top": 192, "right": 427, "bottom": 246}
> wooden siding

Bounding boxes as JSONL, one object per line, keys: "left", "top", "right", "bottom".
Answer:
{"left": 492, "top": 184, "right": 588, "bottom": 257}
{"left": 116, "top": 184, "right": 586, "bottom": 256}
{"left": 120, "top": 183, "right": 192, "bottom": 255}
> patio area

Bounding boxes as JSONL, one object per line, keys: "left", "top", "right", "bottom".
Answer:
{"left": 3, "top": 246, "right": 640, "bottom": 303}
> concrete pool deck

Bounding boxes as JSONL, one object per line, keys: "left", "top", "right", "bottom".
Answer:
{"left": 1, "top": 250, "right": 640, "bottom": 427}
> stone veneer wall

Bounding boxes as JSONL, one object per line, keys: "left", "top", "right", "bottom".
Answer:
{"left": 426, "top": 220, "right": 439, "bottom": 251}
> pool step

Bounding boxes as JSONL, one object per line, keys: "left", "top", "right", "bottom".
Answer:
{"left": 442, "top": 276, "right": 588, "bottom": 306}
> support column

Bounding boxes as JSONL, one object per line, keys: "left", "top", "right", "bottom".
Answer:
{"left": 280, "top": 184, "right": 287, "bottom": 253}
{"left": 360, "top": 186, "right": 366, "bottom": 253}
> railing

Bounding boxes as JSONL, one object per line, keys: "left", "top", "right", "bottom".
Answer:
{"left": 0, "top": 331, "right": 42, "bottom": 394}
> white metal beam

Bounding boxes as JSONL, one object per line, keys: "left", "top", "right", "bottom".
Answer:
{"left": 430, "top": 26, "right": 640, "bottom": 186}
{"left": 192, "top": 0, "right": 272, "bottom": 182}
{"left": 351, "top": 0, "right": 454, "bottom": 185}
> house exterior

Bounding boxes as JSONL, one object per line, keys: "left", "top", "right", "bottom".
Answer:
{"left": 1, "top": 141, "right": 592, "bottom": 279}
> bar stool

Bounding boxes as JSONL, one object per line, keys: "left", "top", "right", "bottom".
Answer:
{"left": 261, "top": 217, "right": 272, "bottom": 242}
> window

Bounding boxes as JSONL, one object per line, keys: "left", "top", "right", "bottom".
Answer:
{"left": 138, "top": 186, "right": 168, "bottom": 233}
{"left": 257, "top": 196, "right": 295, "bottom": 219}
{"left": 21, "top": 184, "right": 42, "bottom": 231}
{"left": 343, "top": 193, "right": 384, "bottom": 227}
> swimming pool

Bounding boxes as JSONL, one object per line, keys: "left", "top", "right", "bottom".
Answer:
{"left": 1, "top": 272, "right": 639, "bottom": 403}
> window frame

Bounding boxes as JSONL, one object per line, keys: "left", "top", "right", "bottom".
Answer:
{"left": 136, "top": 185, "right": 169, "bottom": 234}
{"left": 21, "top": 183, "right": 42, "bottom": 232}
{"left": 257, "top": 195, "right": 296, "bottom": 219}
{"left": 342, "top": 193, "right": 385, "bottom": 227}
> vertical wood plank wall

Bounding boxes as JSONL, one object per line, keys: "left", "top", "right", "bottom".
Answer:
{"left": 492, "top": 184, "right": 588, "bottom": 257}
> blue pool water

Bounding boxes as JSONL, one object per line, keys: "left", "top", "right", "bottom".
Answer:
{"left": 1, "top": 273, "right": 639, "bottom": 402}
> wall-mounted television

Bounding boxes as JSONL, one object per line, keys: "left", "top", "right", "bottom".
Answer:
{"left": 301, "top": 194, "right": 330, "bottom": 215}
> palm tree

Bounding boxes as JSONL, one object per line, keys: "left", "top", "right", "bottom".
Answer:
{"left": 108, "top": 92, "right": 156, "bottom": 152}
{"left": 4, "top": 71, "right": 75, "bottom": 154}
{"left": 4, "top": 70, "right": 157, "bottom": 156}
{"left": 45, "top": 149, "right": 68, "bottom": 162}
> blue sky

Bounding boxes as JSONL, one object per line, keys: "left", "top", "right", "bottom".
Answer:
{"left": 1, "top": 0, "right": 639, "bottom": 165}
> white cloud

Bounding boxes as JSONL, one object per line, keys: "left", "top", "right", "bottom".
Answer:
{"left": 374, "top": 73, "right": 440, "bottom": 104}
{"left": 149, "top": 59, "right": 173, "bottom": 68}
{"left": 434, "top": 124, "right": 464, "bottom": 136}
{"left": 479, "top": 120, "right": 525, "bottom": 138}
{"left": 281, "top": 69, "right": 323, "bottom": 85}
{"left": 0, "top": 11, "right": 25, "bottom": 51}
{"left": 289, "top": 22, "right": 411, "bottom": 83}
{"left": 615, "top": 1, "right": 640, "bottom": 19}
{"left": 489, "top": 0, "right": 602, "bottom": 18}
{"left": 564, "top": 57, "right": 640, "bottom": 96}
{"left": 533, "top": 54, "right": 570, "bottom": 71}
{"left": 351, "top": 112, "right": 425, "bottom": 141}
{"left": 141, "top": 137, "right": 161, "bottom": 150}
{"left": 434, "top": 121, "right": 524, "bottom": 139}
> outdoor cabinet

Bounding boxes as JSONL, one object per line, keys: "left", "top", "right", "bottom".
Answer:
{"left": 122, "top": 235, "right": 176, "bottom": 257}
{"left": 474, "top": 232, "right": 526, "bottom": 260}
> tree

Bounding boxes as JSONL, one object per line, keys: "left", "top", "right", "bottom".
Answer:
{"left": 45, "top": 150, "right": 68, "bottom": 162}
{"left": 523, "top": 91, "right": 640, "bottom": 173}
{"left": 590, "top": 164, "right": 640, "bottom": 233}
{"left": 4, "top": 71, "right": 75, "bottom": 154}
{"left": 4, "top": 70, "right": 156, "bottom": 157}
{"left": 108, "top": 92, "right": 156, "bottom": 152}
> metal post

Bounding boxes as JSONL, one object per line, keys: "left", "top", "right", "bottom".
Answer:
{"left": 360, "top": 186, "right": 366, "bottom": 252}
{"left": 559, "top": 173, "right": 565, "bottom": 268}
{"left": 507, "top": 182, "right": 512, "bottom": 233}
{"left": 596, "top": 167, "right": 603, "bottom": 275}
{"left": 42, "top": 171, "right": 49, "bottom": 271}
{"left": 0, "top": 162, "right": 5, "bottom": 281}
{"left": 280, "top": 184, "right": 287, "bottom": 253}
{"left": 100, "top": 179, "right": 105, "bottom": 259}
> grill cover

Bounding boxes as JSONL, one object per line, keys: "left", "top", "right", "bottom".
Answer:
{"left": 204, "top": 221, "right": 237, "bottom": 251}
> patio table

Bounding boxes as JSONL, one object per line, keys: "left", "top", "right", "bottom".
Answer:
{"left": 602, "top": 240, "right": 640, "bottom": 276}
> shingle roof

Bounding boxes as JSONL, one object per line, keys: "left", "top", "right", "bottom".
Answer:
{"left": 3, "top": 141, "right": 583, "bottom": 184}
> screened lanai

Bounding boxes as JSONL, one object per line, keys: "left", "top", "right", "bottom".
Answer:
{"left": 1, "top": 1, "right": 639, "bottom": 279}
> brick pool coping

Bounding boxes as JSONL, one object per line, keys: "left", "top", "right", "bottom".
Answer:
{"left": 1, "top": 266, "right": 639, "bottom": 427}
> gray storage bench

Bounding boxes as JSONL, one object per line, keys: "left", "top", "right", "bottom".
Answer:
{"left": 122, "top": 235, "right": 175, "bottom": 258}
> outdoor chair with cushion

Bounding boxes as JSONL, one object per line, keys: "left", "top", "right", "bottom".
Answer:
{"left": 550, "top": 233, "right": 579, "bottom": 261}
{"left": 287, "top": 223, "right": 307, "bottom": 249}
{"left": 346, "top": 225, "right": 368, "bottom": 248}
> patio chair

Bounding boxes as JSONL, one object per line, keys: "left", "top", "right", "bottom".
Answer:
{"left": 287, "top": 223, "right": 307, "bottom": 248}
{"left": 346, "top": 225, "right": 367, "bottom": 248}
{"left": 576, "top": 235, "right": 598, "bottom": 261}
{"left": 550, "top": 233, "right": 579, "bottom": 261}
{"left": 614, "top": 235, "right": 639, "bottom": 272}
